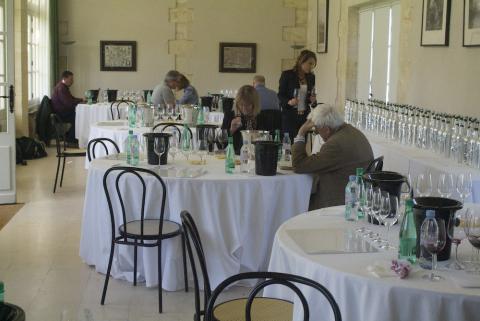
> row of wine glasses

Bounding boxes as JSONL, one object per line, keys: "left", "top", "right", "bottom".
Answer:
{"left": 413, "top": 172, "right": 472, "bottom": 203}
{"left": 156, "top": 104, "right": 181, "bottom": 121}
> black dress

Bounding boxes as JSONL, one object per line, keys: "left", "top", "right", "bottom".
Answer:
{"left": 221, "top": 110, "right": 268, "bottom": 155}
{"left": 278, "top": 69, "right": 315, "bottom": 138}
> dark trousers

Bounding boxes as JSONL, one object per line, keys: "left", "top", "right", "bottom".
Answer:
{"left": 57, "top": 110, "right": 76, "bottom": 142}
{"left": 282, "top": 109, "right": 307, "bottom": 139}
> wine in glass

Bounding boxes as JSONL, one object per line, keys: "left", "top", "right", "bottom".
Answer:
{"left": 421, "top": 215, "right": 447, "bottom": 281}
{"left": 206, "top": 128, "right": 216, "bottom": 154}
{"left": 216, "top": 129, "right": 228, "bottom": 154}
{"left": 465, "top": 210, "right": 480, "bottom": 273}
{"left": 416, "top": 173, "right": 433, "bottom": 197}
{"left": 154, "top": 137, "right": 166, "bottom": 166}
{"left": 437, "top": 173, "right": 454, "bottom": 198}
{"left": 456, "top": 173, "right": 473, "bottom": 204}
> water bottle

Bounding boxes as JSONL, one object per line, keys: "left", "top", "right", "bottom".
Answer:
{"left": 146, "top": 91, "right": 152, "bottom": 105}
{"left": 240, "top": 138, "right": 250, "bottom": 173}
{"left": 274, "top": 129, "right": 282, "bottom": 161}
{"left": 130, "top": 135, "right": 140, "bottom": 166}
{"left": 355, "top": 168, "right": 365, "bottom": 220}
{"left": 128, "top": 104, "right": 137, "bottom": 128}
{"left": 282, "top": 133, "right": 291, "bottom": 162}
{"left": 419, "top": 210, "right": 436, "bottom": 269}
{"left": 225, "top": 136, "right": 235, "bottom": 174}
{"left": 344, "top": 175, "right": 357, "bottom": 221}
{"left": 124, "top": 130, "right": 134, "bottom": 165}
{"left": 398, "top": 199, "right": 417, "bottom": 263}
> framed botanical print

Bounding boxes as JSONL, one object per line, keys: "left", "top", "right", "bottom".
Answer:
{"left": 421, "top": 0, "right": 451, "bottom": 46}
{"left": 219, "top": 43, "right": 257, "bottom": 73}
{"left": 464, "top": 0, "right": 480, "bottom": 46}
{"left": 100, "top": 41, "right": 137, "bottom": 71}
{"left": 317, "top": 0, "right": 329, "bottom": 53}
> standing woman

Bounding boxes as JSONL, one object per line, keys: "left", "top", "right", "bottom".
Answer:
{"left": 278, "top": 50, "right": 317, "bottom": 138}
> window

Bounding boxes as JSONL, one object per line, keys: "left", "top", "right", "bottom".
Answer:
{"left": 27, "top": 0, "right": 49, "bottom": 104}
{"left": 357, "top": 2, "right": 400, "bottom": 102}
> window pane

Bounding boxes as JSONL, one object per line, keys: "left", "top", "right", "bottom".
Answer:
{"left": 388, "top": 3, "right": 401, "bottom": 102}
{"left": 0, "top": 1, "right": 4, "bottom": 33}
{"left": 0, "top": 39, "right": 4, "bottom": 77}
{"left": 357, "top": 10, "right": 373, "bottom": 101}
{"left": 371, "top": 6, "right": 390, "bottom": 101}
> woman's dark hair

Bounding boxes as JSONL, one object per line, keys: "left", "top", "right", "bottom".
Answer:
{"left": 293, "top": 49, "right": 317, "bottom": 72}
{"left": 61, "top": 70, "right": 73, "bottom": 79}
{"left": 177, "top": 74, "right": 190, "bottom": 90}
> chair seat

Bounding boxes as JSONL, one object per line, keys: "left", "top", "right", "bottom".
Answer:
{"left": 213, "top": 297, "right": 293, "bottom": 321}
{"left": 60, "top": 151, "right": 86, "bottom": 157}
{"left": 119, "top": 219, "right": 181, "bottom": 240}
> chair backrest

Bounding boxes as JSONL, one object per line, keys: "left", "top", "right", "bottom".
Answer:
{"left": 110, "top": 100, "right": 134, "bottom": 120}
{"left": 36, "top": 95, "right": 54, "bottom": 145}
{"left": 50, "top": 113, "right": 67, "bottom": 155}
{"left": 180, "top": 211, "right": 212, "bottom": 321}
{"left": 153, "top": 123, "right": 193, "bottom": 142}
{"left": 87, "top": 138, "right": 120, "bottom": 161}
{"left": 103, "top": 167, "right": 167, "bottom": 245}
{"left": 205, "top": 272, "right": 342, "bottom": 321}
{"left": 366, "top": 156, "right": 384, "bottom": 173}
{"left": 259, "top": 109, "right": 282, "bottom": 134}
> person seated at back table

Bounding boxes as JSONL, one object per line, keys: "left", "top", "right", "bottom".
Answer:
{"left": 152, "top": 70, "right": 179, "bottom": 109}
{"left": 292, "top": 105, "right": 374, "bottom": 210}
{"left": 177, "top": 74, "right": 199, "bottom": 105}
{"left": 221, "top": 85, "right": 269, "bottom": 154}
{"left": 51, "top": 70, "right": 85, "bottom": 143}
{"left": 253, "top": 75, "right": 280, "bottom": 111}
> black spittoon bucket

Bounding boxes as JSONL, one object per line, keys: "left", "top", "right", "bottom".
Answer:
{"left": 0, "top": 303, "right": 25, "bottom": 321}
{"left": 143, "top": 132, "right": 171, "bottom": 165}
{"left": 413, "top": 197, "right": 463, "bottom": 261}
{"left": 363, "top": 171, "right": 410, "bottom": 224}
{"left": 254, "top": 141, "right": 281, "bottom": 176}
{"left": 89, "top": 89, "right": 100, "bottom": 103}
{"left": 107, "top": 89, "right": 118, "bottom": 102}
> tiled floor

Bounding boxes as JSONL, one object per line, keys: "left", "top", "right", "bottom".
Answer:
{"left": 0, "top": 148, "right": 249, "bottom": 321}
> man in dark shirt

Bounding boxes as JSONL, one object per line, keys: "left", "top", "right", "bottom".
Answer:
{"left": 51, "top": 70, "right": 84, "bottom": 142}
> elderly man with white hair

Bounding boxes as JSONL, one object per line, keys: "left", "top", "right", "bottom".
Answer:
{"left": 293, "top": 104, "right": 374, "bottom": 210}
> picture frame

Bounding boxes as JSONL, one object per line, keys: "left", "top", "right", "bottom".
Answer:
{"left": 100, "top": 41, "right": 137, "bottom": 71}
{"left": 463, "top": 0, "right": 480, "bottom": 47}
{"left": 219, "top": 42, "right": 256, "bottom": 73}
{"left": 317, "top": 0, "right": 329, "bottom": 53}
{"left": 421, "top": 0, "right": 451, "bottom": 46}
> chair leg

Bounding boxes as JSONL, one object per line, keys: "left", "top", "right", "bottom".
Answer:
{"left": 158, "top": 244, "right": 163, "bottom": 313}
{"left": 133, "top": 242, "right": 137, "bottom": 286}
{"left": 53, "top": 156, "right": 61, "bottom": 193}
{"left": 60, "top": 156, "right": 66, "bottom": 187}
{"left": 181, "top": 232, "right": 188, "bottom": 292}
{"left": 101, "top": 242, "right": 115, "bottom": 305}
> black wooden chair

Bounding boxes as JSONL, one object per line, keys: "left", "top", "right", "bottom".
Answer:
{"left": 101, "top": 167, "right": 188, "bottom": 313}
{"left": 50, "top": 114, "right": 86, "bottom": 193}
{"left": 181, "top": 211, "right": 341, "bottom": 321}
{"left": 87, "top": 138, "right": 120, "bottom": 162}
{"left": 153, "top": 122, "right": 193, "bottom": 142}
{"left": 366, "top": 156, "right": 384, "bottom": 173}
{"left": 110, "top": 100, "right": 134, "bottom": 120}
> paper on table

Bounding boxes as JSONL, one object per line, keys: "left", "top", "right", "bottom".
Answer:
{"left": 287, "top": 228, "right": 379, "bottom": 255}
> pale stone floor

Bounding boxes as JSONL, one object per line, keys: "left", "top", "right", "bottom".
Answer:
{"left": 0, "top": 148, "right": 249, "bottom": 321}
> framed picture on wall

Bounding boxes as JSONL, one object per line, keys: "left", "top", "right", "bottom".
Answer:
{"left": 317, "top": 0, "right": 329, "bottom": 53}
{"left": 464, "top": 0, "right": 480, "bottom": 46}
{"left": 219, "top": 43, "right": 256, "bottom": 73}
{"left": 100, "top": 41, "right": 137, "bottom": 71}
{"left": 421, "top": 0, "right": 451, "bottom": 46}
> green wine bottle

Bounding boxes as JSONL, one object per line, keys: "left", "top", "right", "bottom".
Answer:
{"left": 398, "top": 199, "right": 417, "bottom": 263}
{"left": 225, "top": 136, "right": 235, "bottom": 174}
{"left": 274, "top": 129, "right": 282, "bottom": 161}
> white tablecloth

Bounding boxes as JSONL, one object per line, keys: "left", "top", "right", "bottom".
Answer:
{"left": 75, "top": 103, "right": 128, "bottom": 148}
{"left": 80, "top": 157, "right": 313, "bottom": 291}
{"left": 265, "top": 206, "right": 480, "bottom": 321}
{"left": 312, "top": 132, "right": 480, "bottom": 203}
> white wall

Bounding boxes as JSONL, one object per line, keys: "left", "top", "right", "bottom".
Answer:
{"left": 58, "top": 0, "right": 293, "bottom": 98}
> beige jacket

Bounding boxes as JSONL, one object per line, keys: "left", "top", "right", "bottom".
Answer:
{"left": 292, "top": 124, "right": 374, "bottom": 210}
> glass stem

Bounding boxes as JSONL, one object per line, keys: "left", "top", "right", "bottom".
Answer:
{"left": 432, "top": 253, "right": 437, "bottom": 275}
{"left": 455, "top": 243, "right": 459, "bottom": 263}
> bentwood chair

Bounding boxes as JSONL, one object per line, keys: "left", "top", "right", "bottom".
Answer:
{"left": 50, "top": 114, "right": 86, "bottom": 193}
{"left": 153, "top": 122, "right": 194, "bottom": 143}
{"left": 101, "top": 167, "right": 188, "bottom": 313}
{"left": 87, "top": 138, "right": 120, "bottom": 162}
{"left": 366, "top": 156, "right": 384, "bottom": 173}
{"left": 181, "top": 211, "right": 341, "bottom": 321}
{"left": 110, "top": 100, "right": 134, "bottom": 120}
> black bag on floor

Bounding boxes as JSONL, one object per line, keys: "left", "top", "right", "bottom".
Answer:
{"left": 16, "top": 136, "right": 47, "bottom": 160}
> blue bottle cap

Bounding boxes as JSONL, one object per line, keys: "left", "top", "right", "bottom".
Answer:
{"left": 426, "top": 210, "right": 435, "bottom": 218}
{"left": 349, "top": 175, "right": 356, "bottom": 182}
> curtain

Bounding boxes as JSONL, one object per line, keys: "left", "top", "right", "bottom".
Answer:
{"left": 49, "top": 0, "right": 59, "bottom": 89}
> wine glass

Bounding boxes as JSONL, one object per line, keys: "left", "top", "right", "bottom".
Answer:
{"left": 465, "top": 210, "right": 480, "bottom": 273}
{"left": 380, "top": 195, "right": 400, "bottom": 250}
{"left": 206, "top": 128, "right": 216, "bottom": 154}
{"left": 195, "top": 135, "right": 208, "bottom": 164}
{"left": 169, "top": 132, "right": 179, "bottom": 161}
{"left": 437, "top": 173, "right": 454, "bottom": 198}
{"left": 421, "top": 218, "right": 447, "bottom": 281}
{"left": 181, "top": 132, "right": 193, "bottom": 160}
{"left": 456, "top": 173, "right": 473, "bottom": 204}
{"left": 371, "top": 189, "right": 383, "bottom": 244}
{"left": 355, "top": 181, "right": 371, "bottom": 234}
{"left": 447, "top": 210, "right": 467, "bottom": 270}
{"left": 415, "top": 173, "right": 433, "bottom": 197}
{"left": 154, "top": 137, "right": 166, "bottom": 166}
{"left": 216, "top": 129, "right": 228, "bottom": 154}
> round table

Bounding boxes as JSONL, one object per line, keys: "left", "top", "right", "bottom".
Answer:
{"left": 264, "top": 206, "right": 480, "bottom": 321}
{"left": 80, "top": 156, "right": 313, "bottom": 291}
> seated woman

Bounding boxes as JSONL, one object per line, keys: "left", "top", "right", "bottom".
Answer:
{"left": 177, "top": 74, "right": 199, "bottom": 105}
{"left": 221, "top": 85, "right": 268, "bottom": 154}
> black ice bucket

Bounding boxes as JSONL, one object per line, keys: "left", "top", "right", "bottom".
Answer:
{"left": 0, "top": 303, "right": 25, "bottom": 321}
{"left": 89, "top": 89, "right": 100, "bottom": 103}
{"left": 254, "top": 141, "right": 281, "bottom": 176}
{"left": 413, "top": 197, "right": 463, "bottom": 261}
{"left": 107, "top": 89, "right": 118, "bottom": 102}
{"left": 200, "top": 96, "right": 213, "bottom": 110}
{"left": 143, "top": 132, "right": 171, "bottom": 165}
